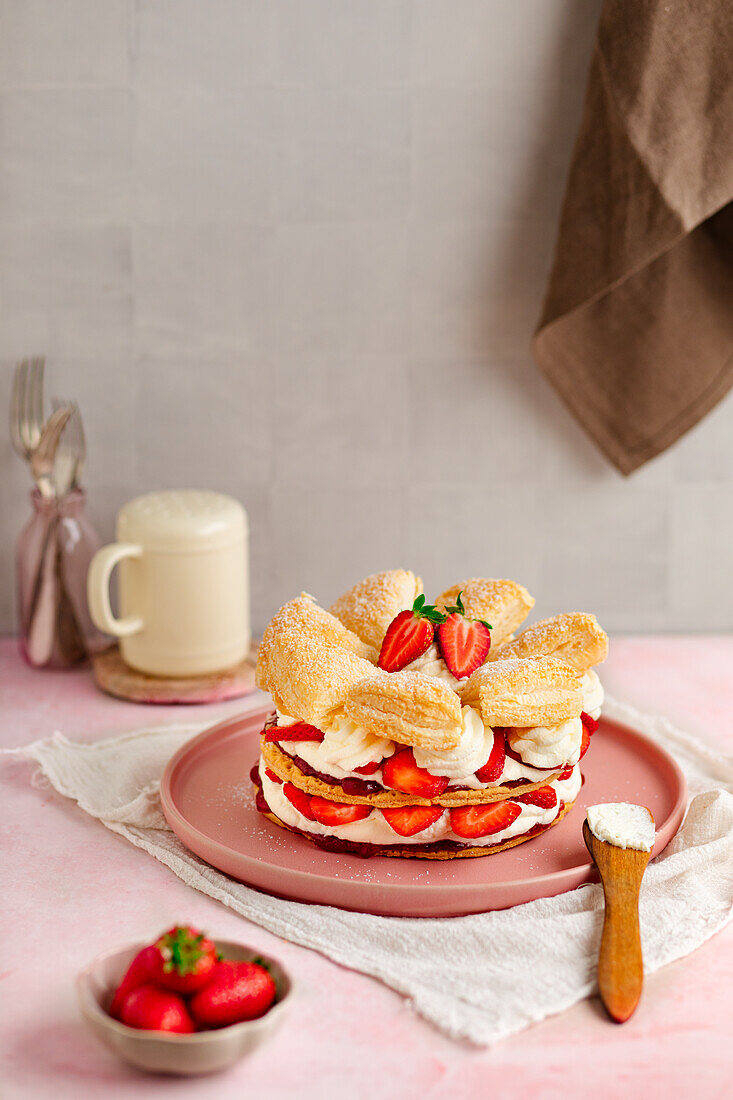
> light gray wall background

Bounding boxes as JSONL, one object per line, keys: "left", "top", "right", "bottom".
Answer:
{"left": 1, "top": 0, "right": 731, "bottom": 637}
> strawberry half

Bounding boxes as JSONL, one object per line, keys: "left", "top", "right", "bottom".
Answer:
{"left": 309, "top": 796, "right": 371, "bottom": 826}
{"left": 436, "top": 591, "right": 491, "bottom": 679}
{"left": 514, "top": 785, "right": 557, "bottom": 809}
{"left": 283, "top": 781, "right": 318, "bottom": 820}
{"left": 382, "top": 805, "right": 444, "bottom": 837}
{"left": 377, "top": 595, "right": 445, "bottom": 672}
{"left": 381, "top": 747, "right": 450, "bottom": 798}
{"left": 449, "top": 800, "right": 521, "bottom": 839}
{"left": 264, "top": 721, "right": 324, "bottom": 743}
{"left": 581, "top": 711, "right": 599, "bottom": 734}
{"left": 475, "top": 729, "right": 506, "bottom": 784}
{"left": 578, "top": 726, "right": 591, "bottom": 761}
{"left": 265, "top": 767, "right": 283, "bottom": 784}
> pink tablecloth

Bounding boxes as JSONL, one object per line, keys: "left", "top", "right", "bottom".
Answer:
{"left": 2, "top": 636, "right": 732, "bottom": 1098}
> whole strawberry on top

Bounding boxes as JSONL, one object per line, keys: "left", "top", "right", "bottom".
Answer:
{"left": 377, "top": 594, "right": 446, "bottom": 672}
{"left": 436, "top": 591, "right": 492, "bottom": 679}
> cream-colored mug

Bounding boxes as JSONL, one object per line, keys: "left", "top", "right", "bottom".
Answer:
{"left": 87, "top": 490, "right": 250, "bottom": 677}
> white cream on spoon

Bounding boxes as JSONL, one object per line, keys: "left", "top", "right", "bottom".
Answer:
{"left": 586, "top": 803, "right": 655, "bottom": 852}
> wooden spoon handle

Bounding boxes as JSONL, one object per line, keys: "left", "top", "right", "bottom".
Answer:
{"left": 597, "top": 876, "right": 644, "bottom": 1022}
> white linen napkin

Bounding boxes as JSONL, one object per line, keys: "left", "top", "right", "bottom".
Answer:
{"left": 7, "top": 696, "right": 733, "bottom": 1046}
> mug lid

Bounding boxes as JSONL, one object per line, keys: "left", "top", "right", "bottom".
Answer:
{"left": 117, "top": 490, "right": 247, "bottom": 550}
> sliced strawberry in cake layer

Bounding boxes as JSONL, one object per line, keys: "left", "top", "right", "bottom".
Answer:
{"left": 382, "top": 748, "right": 450, "bottom": 798}
{"left": 353, "top": 760, "right": 381, "bottom": 775}
{"left": 283, "top": 781, "right": 318, "bottom": 820}
{"left": 557, "top": 764, "right": 575, "bottom": 780}
{"left": 449, "top": 800, "right": 521, "bottom": 839}
{"left": 265, "top": 767, "right": 283, "bottom": 785}
{"left": 581, "top": 711, "right": 599, "bottom": 733}
{"left": 578, "top": 726, "right": 592, "bottom": 760}
{"left": 264, "top": 721, "right": 325, "bottom": 743}
{"left": 514, "top": 785, "right": 557, "bottom": 809}
{"left": 475, "top": 728, "right": 506, "bottom": 783}
{"left": 309, "top": 796, "right": 371, "bottom": 826}
{"left": 382, "top": 805, "right": 444, "bottom": 837}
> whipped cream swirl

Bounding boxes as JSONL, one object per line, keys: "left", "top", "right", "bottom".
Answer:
{"left": 581, "top": 670, "right": 604, "bottom": 719}
{"left": 507, "top": 717, "right": 582, "bottom": 769}
{"left": 414, "top": 706, "right": 492, "bottom": 780}
{"left": 275, "top": 709, "right": 394, "bottom": 779}
{"left": 404, "top": 644, "right": 463, "bottom": 691}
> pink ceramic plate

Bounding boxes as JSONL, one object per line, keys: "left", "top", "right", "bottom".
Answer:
{"left": 160, "top": 706, "right": 687, "bottom": 918}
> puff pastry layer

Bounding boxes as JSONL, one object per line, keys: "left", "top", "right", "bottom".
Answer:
{"left": 436, "top": 578, "right": 534, "bottom": 647}
{"left": 329, "top": 569, "right": 423, "bottom": 650}
{"left": 344, "top": 669, "right": 463, "bottom": 752}
{"left": 256, "top": 629, "right": 375, "bottom": 727}
{"left": 461, "top": 656, "right": 582, "bottom": 727}
{"left": 260, "top": 592, "right": 376, "bottom": 662}
{"left": 490, "top": 612, "right": 608, "bottom": 671}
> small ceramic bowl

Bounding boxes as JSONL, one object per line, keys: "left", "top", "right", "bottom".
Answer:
{"left": 77, "top": 938, "right": 293, "bottom": 1076}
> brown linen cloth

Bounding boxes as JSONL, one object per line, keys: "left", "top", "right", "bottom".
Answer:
{"left": 534, "top": 0, "right": 733, "bottom": 475}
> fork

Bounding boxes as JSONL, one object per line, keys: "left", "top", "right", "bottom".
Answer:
{"left": 51, "top": 399, "right": 86, "bottom": 496}
{"left": 10, "top": 357, "right": 46, "bottom": 462}
{"left": 29, "top": 405, "right": 74, "bottom": 499}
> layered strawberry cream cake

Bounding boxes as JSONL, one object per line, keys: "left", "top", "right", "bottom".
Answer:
{"left": 252, "top": 571, "right": 608, "bottom": 859}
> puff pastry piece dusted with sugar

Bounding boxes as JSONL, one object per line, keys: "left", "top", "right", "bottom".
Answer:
{"left": 344, "top": 670, "right": 463, "bottom": 752}
{"left": 256, "top": 629, "right": 376, "bottom": 726}
{"left": 260, "top": 593, "right": 376, "bottom": 662}
{"left": 329, "top": 570, "right": 423, "bottom": 650}
{"left": 490, "top": 612, "right": 608, "bottom": 672}
{"left": 461, "top": 657, "right": 582, "bottom": 728}
{"left": 436, "top": 579, "right": 534, "bottom": 647}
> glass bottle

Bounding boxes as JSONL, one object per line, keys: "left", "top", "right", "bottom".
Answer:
{"left": 16, "top": 489, "right": 109, "bottom": 668}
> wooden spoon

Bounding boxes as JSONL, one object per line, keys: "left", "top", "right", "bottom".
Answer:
{"left": 583, "top": 818, "right": 653, "bottom": 1023}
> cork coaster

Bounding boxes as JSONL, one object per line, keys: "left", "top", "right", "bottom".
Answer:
{"left": 92, "top": 643, "right": 258, "bottom": 705}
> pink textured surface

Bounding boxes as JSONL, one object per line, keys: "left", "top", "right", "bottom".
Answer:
{"left": 161, "top": 711, "right": 685, "bottom": 915}
{"left": 1, "top": 635, "right": 732, "bottom": 1098}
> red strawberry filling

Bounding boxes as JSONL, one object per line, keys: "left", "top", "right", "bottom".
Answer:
{"left": 514, "top": 785, "right": 557, "bottom": 809}
{"left": 475, "top": 729, "right": 506, "bottom": 783}
{"left": 283, "top": 781, "right": 318, "bottom": 820}
{"left": 382, "top": 805, "right": 444, "bottom": 837}
{"left": 382, "top": 747, "right": 450, "bottom": 798}
{"left": 309, "top": 796, "right": 371, "bottom": 827}
{"left": 449, "top": 800, "right": 522, "bottom": 839}
{"left": 353, "top": 760, "right": 381, "bottom": 775}
{"left": 581, "top": 710, "right": 600, "bottom": 733}
{"left": 264, "top": 721, "right": 324, "bottom": 743}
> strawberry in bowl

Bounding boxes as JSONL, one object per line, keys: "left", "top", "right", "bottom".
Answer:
{"left": 77, "top": 928, "right": 292, "bottom": 1075}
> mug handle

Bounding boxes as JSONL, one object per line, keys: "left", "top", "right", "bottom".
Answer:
{"left": 87, "top": 543, "right": 144, "bottom": 637}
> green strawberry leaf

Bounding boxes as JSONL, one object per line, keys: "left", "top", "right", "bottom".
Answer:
{"left": 158, "top": 927, "right": 209, "bottom": 976}
{"left": 412, "top": 594, "right": 446, "bottom": 625}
